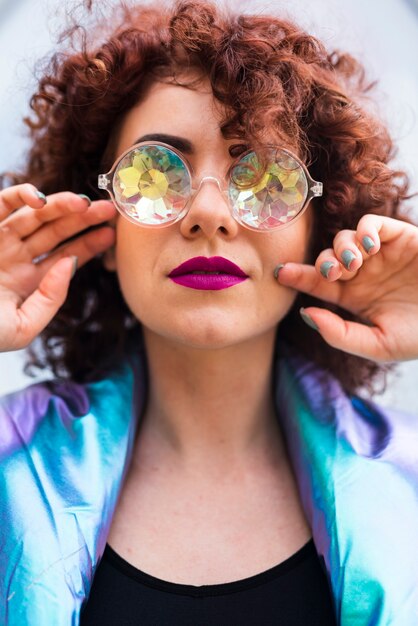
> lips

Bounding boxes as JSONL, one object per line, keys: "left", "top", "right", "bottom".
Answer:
{"left": 168, "top": 256, "right": 248, "bottom": 278}
{"left": 168, "top": 256, "right": 248, "bottom": 291}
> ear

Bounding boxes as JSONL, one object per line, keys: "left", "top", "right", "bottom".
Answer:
{"left": 102, "top": 215, "right": 117, "bottom": 272}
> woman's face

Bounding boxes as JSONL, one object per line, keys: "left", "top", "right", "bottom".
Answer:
{"left": 104, "top": 76, "right": 313, "bottom": 349}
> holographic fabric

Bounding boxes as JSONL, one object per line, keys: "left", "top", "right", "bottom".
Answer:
{"left": 0, "top": 354, "right": 144, "bottom": 626}
{"left": 275, "top": 351, "right": 418, "bottom": 624}
{"left": 1, "top": 346, "right": 418, "bottom": 624}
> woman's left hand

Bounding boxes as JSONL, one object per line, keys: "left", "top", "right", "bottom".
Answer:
{"left": 276, "top": 214, "right": 418, "bottom": 362}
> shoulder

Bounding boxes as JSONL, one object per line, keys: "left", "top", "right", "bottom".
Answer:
{"left": 274, "top": 343, "right": 418, "bottom": 470}
{"left": 0, "top": 354, "right": 142, "bottom": 461}
{"left": 274, "top": 342, "right": 418, "bottom": 425}
{"left": 0, "top": 354, "right": 145, "bottom": 621}
{"left": 0, "top": 378, "right": 89, "bottom": 458}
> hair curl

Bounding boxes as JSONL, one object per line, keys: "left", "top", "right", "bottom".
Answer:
{"left": 2, "top": 0, "right": 414, "bottom": 395}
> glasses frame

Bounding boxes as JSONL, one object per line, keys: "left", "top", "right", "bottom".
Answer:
{"left": 98, "top": 140, "right": 323, "bottom": 232}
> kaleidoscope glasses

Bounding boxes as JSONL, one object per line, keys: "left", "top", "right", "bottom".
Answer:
{"left": 98, "top": 141, "right": 323, "bottom": 231}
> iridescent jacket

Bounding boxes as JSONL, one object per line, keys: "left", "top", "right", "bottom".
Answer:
{"left": 1, "top": 346, "right": 418, "bottom": 625}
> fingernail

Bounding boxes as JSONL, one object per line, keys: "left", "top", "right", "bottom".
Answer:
{"left": 78, "top": 194, "right": 92, "bottom": 206}
{"left": 341, "top": 249, "right": 356, "bottom": 271}
{"left": 362, "top": 236, "right": 375, "bottom": 253}
{"left": 70, "top": 256, "right": 78, "bottom": 278}
{"left": 319, "top": 261, "right": 334, "bottom": 279}
{"left": 299, "top": 307, "right": 320, "bottom": 332}
{"left": 273, "top": 264, "right": 285, "bottom": 279}
{"left": 35, "top": 190, "right": 47, "bottom": 204}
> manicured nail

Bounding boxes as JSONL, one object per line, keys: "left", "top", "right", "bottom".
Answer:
{"left": 78, "top": 194, "right": 92, "bottom": 206}
{"left": 35, "top": 190, "right": 47, "bottom": 203}
{"left": 319, "top": 261, "right": 334, "bottom": 279}
{"left": 341, "top": 249, "right": 356, "bottom": 271}
{"left": 70, "top": 256, "right": 78, "bottom": 278}
{"left": 273, "top": 264, "right": 285, "bottom": 279}
{"left": 299, "top": 307, "right": 320, "bottom": 332}
{"left": 362, "top": 236, "right": 375, "bottom": 253}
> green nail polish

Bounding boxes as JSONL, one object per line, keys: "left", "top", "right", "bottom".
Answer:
{"left": 35, "top": 190, "right": 47, "bottom": 203}
{"left": 341, "top": 249, "right": 356, "bottom": 270}
{"left": 78, "top": 194, "right": 92, "bottom": 206}
{"left": 320, "top": 261, "right": 334, "bottom": 279}
{"left": 71, "top": 256, "right": 78, "bottom": 278}
{"left": 300, "top": 307, "right": 319, "bottom": 332}
{"left": 273, "top": 264, "right": 285, "bottom": 279}
{"left": 362, "top": 236, "right": 375, "bottom": 253}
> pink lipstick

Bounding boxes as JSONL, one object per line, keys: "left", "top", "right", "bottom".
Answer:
{"left": 168, "top": 256, "right": 248, "bottom": 290}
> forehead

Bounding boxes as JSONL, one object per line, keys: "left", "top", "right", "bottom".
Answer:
{"left": 114, "top": 75, "right": 294, "bottom": 158}
{"left": 115, "top": 78, "right": 230, "bottom": 155}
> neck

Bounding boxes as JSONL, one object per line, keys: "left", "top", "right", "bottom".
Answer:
{"left": 135, "top": 328, "right": 286, "bottom": 475}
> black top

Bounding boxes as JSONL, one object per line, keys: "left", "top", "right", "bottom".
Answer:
{"left": 80, "top": 538, "right": 337, "bottom": 625}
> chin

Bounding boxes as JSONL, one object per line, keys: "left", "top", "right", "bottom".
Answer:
{"left": 165, "top": 319, "right": 246, "bottom": 349}
{"left": 136, "top": 297, "right": 291, "bottom": 349}
{"left": 145, "top": 313, "right": 277, "bottom": 351}
{"left": 176, "top": 330, "right": 245, "bottom": 350}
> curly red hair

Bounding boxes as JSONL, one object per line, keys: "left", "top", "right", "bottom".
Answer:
{"left": 2, "top": 0, "right": 414, "bottom": 394}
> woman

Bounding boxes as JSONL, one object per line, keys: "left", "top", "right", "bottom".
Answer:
{"left": 1, "top": 1, "right": 418, "bottom": 624}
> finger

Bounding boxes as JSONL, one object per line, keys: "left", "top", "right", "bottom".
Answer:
{"left": 0, "top": 183, "right": 47, "bottom": 220}
{"left": 25, "top": 201, "right": 117, "bottom": 260}
{"left": 276, "top": 262, "right": 343, "bottom": 305}
{"left": 314, "top": 248, "right": 345, "bottom": 282}
{"left": 333, "top": 229, "right": 370, "bottom": 266}
{"left": 13, "top": 256, "right": 77, "bottom": 350}
{"left": 342, "top": 214, "right": 418, "bottom": 270}
{"left": 299, "top": 306, "right": 390, "bottom": 362}
{"left": 1, "top": 193, "right": 99, "bottom": 239}
{"left": 315, "top": 226, "right": 377, "bottom": 283}
{"left": 34, "top": 226, "right": 116, "bottom": 275}
{"left": 356, "top": 214, "right": 418, "bottom": 252}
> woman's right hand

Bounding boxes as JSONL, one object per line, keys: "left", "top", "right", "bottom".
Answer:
{"left": 0, "top": 184, "right": 117, "bottom": 352}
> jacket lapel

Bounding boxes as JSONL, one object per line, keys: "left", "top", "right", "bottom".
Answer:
{"left": 275, "top": 349, "right": 418, "bottom": 625}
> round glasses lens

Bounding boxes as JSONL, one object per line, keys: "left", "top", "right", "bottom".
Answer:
{"left": 112, "top": 145, "right": 191, "bottom": 225}
{"left": 229, "top": 150, "right": 308, "bottom": 230}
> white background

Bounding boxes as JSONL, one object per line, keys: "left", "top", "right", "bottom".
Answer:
{"left": 0, "top": 0, "right": 417, "bottom": 413}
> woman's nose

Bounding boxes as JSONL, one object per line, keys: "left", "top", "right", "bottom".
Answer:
{"left": 179, "top": 175, "right": 240, "bottom": 239}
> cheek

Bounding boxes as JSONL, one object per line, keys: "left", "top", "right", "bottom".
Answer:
{"left": 260, "top": 211, "right": 312, "bottom": 267}
{"left": 113, "top": 225, "right": 159, "bottom": 318}
{"left": 112, "top": 210, "right": 313, "bottom": 341}
{"left": 252, "top": 215, "right": 312, "bottom": 317}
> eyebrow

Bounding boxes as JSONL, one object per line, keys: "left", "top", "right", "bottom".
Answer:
{"left": 131, "top": 133, "right": 194, "bottom": 154}
{"left": 131, "top": 133, "right": 249, "bottom": 158}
